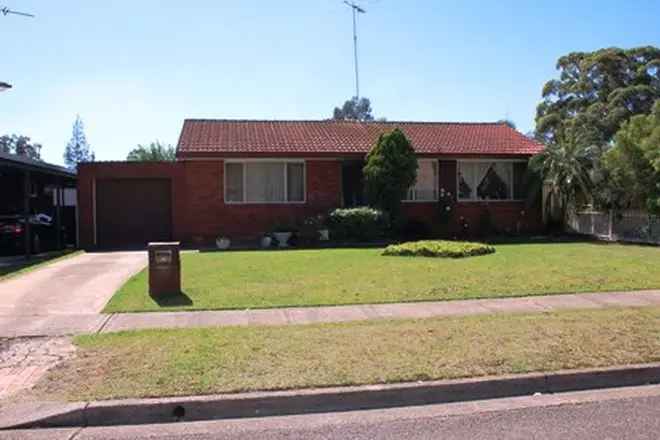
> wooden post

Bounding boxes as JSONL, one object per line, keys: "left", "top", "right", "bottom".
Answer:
{"left": 23, "top": 170, "right": 31, "bottom": 259}
{"left": 56, "top": 179, "right": 63, "bottom": 250}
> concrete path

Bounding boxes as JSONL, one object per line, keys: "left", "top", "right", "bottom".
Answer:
{"left": 0, "top": 252, "right": 147, "bottom": 316}
{"left": 1, "top": 290, "right": 658, "bottom": 337}
{"left": 101, "top": 290, "right": 660, "bottom": 333}
{"left": 0, "top": 252, "right": 147, "bottom": 398}
{"left": 0, "top": 252, "right": 147, "bottom": 337}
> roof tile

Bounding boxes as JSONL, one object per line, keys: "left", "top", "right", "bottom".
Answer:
{"left": 176, "top": 119, "right": 544, "bottom": 156}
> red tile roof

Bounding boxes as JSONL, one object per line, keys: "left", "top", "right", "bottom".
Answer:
{"left": 176, "top": 119, "right": 544, "bottom": 157}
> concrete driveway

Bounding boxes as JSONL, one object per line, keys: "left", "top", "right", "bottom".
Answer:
{"left": 0, "top": 252, "right": 147, "bottom": 336}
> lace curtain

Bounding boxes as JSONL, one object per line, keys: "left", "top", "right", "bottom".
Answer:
{"left": 459, "top": 162, "right": 512, "bottom": 201}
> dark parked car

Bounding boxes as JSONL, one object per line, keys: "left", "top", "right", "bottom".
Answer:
{"left": 0, "top": 214, "right": 62, "bottom": 255}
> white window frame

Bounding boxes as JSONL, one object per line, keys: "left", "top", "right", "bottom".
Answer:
{"left": 223, "top": 158, "right": 306, "bottom": 204}
{"left": 403, "top": 159, "right": 439, "bottom": 203}
{"left": 456, "top": 159, "right": 526, "bottom": 203}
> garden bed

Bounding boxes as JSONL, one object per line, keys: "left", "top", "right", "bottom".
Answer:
{"left": 383, "top": 240, "right": 495, "bottom": 258}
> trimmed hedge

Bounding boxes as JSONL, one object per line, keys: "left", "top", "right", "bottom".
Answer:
{"left": 382, "top": 240, "right": 495, "bottom": 258}
{"left": 327, "top": 207, "right": 387, "bottom": 242}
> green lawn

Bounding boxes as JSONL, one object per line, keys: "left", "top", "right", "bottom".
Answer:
{"left": 34, "top": 307, "right": 660, "bottom": 400}
{"left": 104, "top": 242, "right": 660, "bottom": 313}
{"left": 0, "top": 250, "right": 82, "bottom": 281}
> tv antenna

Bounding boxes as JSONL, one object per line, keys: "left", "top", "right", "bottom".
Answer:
{"left": 1, "top": 6, "right": 35, "bottom": 18}
{"left": 343, "top": 1, "right": 366, "bottom": 99}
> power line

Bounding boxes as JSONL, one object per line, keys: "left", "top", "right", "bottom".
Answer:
{"left": 343, "top": 1, "right": 366, "bottom": 99}
{"left": 1, "top": 6, "right": 35, "bottom": 18}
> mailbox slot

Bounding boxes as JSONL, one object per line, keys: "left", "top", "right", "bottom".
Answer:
{"left": 155, "top": 250, "right": 173, "bottom": 265}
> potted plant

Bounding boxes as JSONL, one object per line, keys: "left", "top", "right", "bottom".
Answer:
{"left": 260, "top": 234, "right": 273, "bottom": 248}
{"left": 314, "top": 215, "right": 330, "bottom": 241}
{"left": 271, "top": 222, "right": 295, "bottom": 248}
{"left": 299, "top": 214, "right": 329, "bottom": 245}
{"left": 216, "top": 235, "right": 231, "bottom": 250}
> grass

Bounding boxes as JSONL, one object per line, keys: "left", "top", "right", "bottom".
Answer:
{"left": 104, "top": 242, "right": 660, "bottom": 313}
{"left": 0, "top": 249, "right": 82, "bottom": 281}
{"left": 34, "top": 307, "right": 660, "bottom": 401}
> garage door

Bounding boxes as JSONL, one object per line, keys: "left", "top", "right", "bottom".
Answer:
{"left": 96, "top": 178, "right": 172, "bottom": 249}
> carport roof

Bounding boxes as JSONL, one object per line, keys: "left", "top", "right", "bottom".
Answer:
{"left": 0, "top": 151, "right": 76, "bottom": 179}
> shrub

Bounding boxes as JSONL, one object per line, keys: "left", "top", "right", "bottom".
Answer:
{"left": 296, "top": 215, "right": 326, "bottom": 246}
{"left": 327, "top": 207, "right": 387, "bottom": 241}
{"left": 363, "top": 128, "right": 418, "bottom": 220}
{"left": 382, "top": 240, "right": 495, "bottom": 258}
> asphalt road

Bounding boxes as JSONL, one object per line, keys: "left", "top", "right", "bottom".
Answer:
{"left": 3, "top": 385, "right": 660, "bottom": 439}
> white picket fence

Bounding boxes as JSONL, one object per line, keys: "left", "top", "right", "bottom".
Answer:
{"left": 567, "top": 210, "right": 660, "bottom": 244}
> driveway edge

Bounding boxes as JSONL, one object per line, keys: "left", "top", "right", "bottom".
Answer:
{"left": 3, "top": 363, "right": 660, "bottom": 429}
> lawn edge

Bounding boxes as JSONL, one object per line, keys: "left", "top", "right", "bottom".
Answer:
{"left": 4, "top": 362, "right": 659, "bottom": 429}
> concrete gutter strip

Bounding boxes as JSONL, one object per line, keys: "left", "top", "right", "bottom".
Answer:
{"left": 0, "top": 402, "right": 87, "bottom": 429}
{"left": 2, "top": 363, "right": 660, "bottom": 430}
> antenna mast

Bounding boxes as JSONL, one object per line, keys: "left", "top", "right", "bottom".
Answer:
{"left": 343, "top": 1, "right": 365, "bottom": 99}
{"left": 1, "top": 6, "right": 35, "bottom": 18}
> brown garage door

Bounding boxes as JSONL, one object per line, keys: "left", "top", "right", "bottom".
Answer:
{"left": 96, "top": 178, "right": 172, "bottom": 249}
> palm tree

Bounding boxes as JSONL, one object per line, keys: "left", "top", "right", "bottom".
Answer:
{"left": 529, "top": 137, "right": 597, "bottom": 223}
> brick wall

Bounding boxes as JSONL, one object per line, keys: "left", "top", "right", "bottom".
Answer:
{"left": 78, "top": 158, "right": 543, "bottom": 249}
{"left": 78, "top": 160, "right": 342, "bottom": 249}
{"left": 402, "top": 159, "right": 543, "bottom": 236}
{"left": 178, "top": 159, "right": 342, "bottom": 244}
{"left": 402, "top": 201, "right": 543, "bottom": 237}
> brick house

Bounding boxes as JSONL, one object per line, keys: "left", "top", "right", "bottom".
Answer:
{"left": 77, "top": 119, "right": 545, "bottom": 249}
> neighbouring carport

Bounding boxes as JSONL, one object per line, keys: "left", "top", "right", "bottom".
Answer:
{"left": 0, "top": 152, "right": 77, "bottom": 259}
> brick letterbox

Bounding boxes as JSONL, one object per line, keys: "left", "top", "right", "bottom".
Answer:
{"left": 148, "top": 242, "right": 181, "bottom": 297}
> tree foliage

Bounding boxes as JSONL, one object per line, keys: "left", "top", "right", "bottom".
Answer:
{"left": 536, "top": 46, "right": 660, "bottom": 146}
{"left": 602, "top": 101, "right": 660, "bottom": 213}
{"left": 333, "top": 96, "right": 374, "bottom": 121}
{"left": 497, "top": 119, "right": 516, "bottom": 129}
{"left": 127, "top": 141, "right": 176, "bottom": 161}
{"left": 0, "top": 134, "right": 42, "bottom": 160}
{"left": 529, "top": 135, "right": 597, "bottom": 219}
{"left": 363, "top": 128, "right": 418, "bottom": 219}
{"left": 63, "top": 115, "right": 95, "bottom": 169}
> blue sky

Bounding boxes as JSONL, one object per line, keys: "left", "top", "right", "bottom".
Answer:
{"left": 2, "top": 0, "right": 659, "bottom": 165}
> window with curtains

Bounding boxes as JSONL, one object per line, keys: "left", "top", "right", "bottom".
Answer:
{"left": 224, "top": 161, "right": 305, "bottom": 203}
{"left": 404, "top": 160, "right": 438, "bottom": 201}
{"left": 457, "top": 161, "right": 525, "bottom": 201}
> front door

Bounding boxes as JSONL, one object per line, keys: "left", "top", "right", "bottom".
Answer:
{"left": 342, "top": 160, "right": 366, "bottom": 207}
